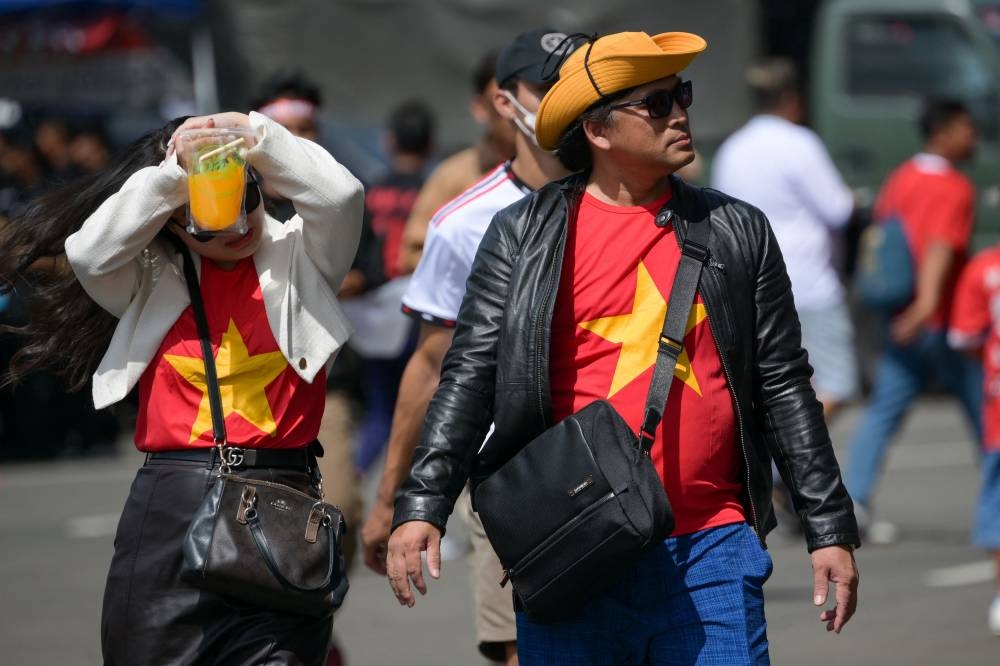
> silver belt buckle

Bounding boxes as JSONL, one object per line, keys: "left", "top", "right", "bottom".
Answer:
{"left": 224, "top": 447, "right": 246, "bottom": 468}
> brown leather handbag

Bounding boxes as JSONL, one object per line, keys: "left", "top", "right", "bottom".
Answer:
{"left": 172, "top": 240, "right": 348, "bottom": 617}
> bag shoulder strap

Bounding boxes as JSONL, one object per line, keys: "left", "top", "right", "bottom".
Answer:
{"left": 170, "top": 236, "right": 227, "bottom": 446}
{"left": 638, "top": 213, "right": 711, "bottom": 452}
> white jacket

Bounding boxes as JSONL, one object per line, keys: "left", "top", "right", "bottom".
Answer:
{"left": 65, "top": 112, "right": 364, "bottom": 409}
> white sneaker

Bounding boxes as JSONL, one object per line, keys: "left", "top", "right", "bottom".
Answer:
{"left": 989, "top": 596, "right": 1000, "bottom": 636}
{"left": 438, "top": 534, "right": 471, "bottom": 561}
{"left": 866, "top": 519, "right": 900, "bottom": 545}
{"left": 854, "top": 504, "right": 899, "bottom": 545}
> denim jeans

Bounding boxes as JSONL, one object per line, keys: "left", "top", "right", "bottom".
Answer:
{"left": 515, "top": 522, "right": 772, "bottom": 666}
{"left": 845, "top": 329, "right": 982, "bottom": 508}
{"left": 353, "top": 326, "right": 418, "bottom": 474}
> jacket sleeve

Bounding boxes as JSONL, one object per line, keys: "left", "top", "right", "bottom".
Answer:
{"left": 391, "top": 210, "right": 515, "bottom": 532}
{"left": 65, "top": 158, "right": 188, "bottom": 318}
{"left": 748, "top": 208, "right": 861, "bottom": 552}
{"left": 246, "top": 111, "right": 365, "bottom": 291}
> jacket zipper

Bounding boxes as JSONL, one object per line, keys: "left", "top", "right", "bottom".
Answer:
{"left": 534, "top": 254, "right": 559, "bottom": 426}
{"left": 533, "top": 193, "right": 573, "bottom": 427}
{"left": 500, "top": 489, "right": 617, "bottom": 587}
{"left": 673, "top": 224, "right": 762, "bottom": 543}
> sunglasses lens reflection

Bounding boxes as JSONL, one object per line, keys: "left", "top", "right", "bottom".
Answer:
{"left": 645, "top": 82, "right": 693, "bottom": 119}
{"left": 647, "top": 90, "right": 676, "bottom": 119}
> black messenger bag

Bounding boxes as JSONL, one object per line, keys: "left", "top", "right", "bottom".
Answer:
{"left": 473, "top": 215, "right": 710, "bottom": 623}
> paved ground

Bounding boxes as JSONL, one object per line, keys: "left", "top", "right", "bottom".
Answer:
{"left": 1, "top": 399, "right": 998, "bottom": 665}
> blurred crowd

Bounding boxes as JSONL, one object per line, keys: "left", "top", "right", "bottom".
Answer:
{"left": 0, "top": 53, "right": 977, "bottom": 469}
{"left": 0, "top": 105, "right": 116, "bottom": 458}
{"left": 2, "top": 27, "right": 1000, "bottom": 651}
{"left": 0, "top": 49, "right": 506, "bottom": 465}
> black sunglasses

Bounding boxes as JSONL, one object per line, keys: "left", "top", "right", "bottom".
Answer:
{"left": 608, "top": 80, "right": 693, "bottom": 119}
{"left": 183, "top": 170, "right": 263, "bottom": 243}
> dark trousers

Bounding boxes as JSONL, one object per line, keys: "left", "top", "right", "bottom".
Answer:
{"left": 354, "top": 326, "right": 418, "bottom": 474}
{"left": 102, "top": 456, "right": 333, "bottom": 665}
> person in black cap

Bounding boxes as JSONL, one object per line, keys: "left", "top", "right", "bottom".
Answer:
{"left": 362, "top": 28, "right": 574, "bottom": 664}
{"left": 397, "top": 49, "right": 515, "bottom": 275}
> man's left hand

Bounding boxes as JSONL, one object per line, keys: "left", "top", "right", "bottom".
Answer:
{"left": 889, "top": 306, "right": 927, "bottom": 346}
{"left": 810, "top": 545, "right": 859, "bottom": 633}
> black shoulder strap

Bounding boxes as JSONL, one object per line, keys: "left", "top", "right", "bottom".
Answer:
{"left": 171, "top": 237, "right": 227, "bottom": 446}
{"left": 638, "top": 213, "right": 711, "bottom": 452}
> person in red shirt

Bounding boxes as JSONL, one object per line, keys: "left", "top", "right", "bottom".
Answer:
{"left": 844, "top": 100, "right": 983, "bottom": 542}
{"left": 0, "top": 111, "right": 363, "bottom": 664}
{"left": 949, "top": 249, "right": 1000, "bottom": 635}
{"left": 388, "top": 30, "right": 859, "bottom": 663}
{"left": 352, "top": 99, "right": 436, "bottom": 477}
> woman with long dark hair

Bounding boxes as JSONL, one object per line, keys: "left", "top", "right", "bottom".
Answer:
{"left": 0, "top": 111, "right": 364, "bottom": 664}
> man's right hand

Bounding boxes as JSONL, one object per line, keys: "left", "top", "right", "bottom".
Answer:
{"left": 386, "top": 520, "right": 442, "bottom": 608}
{"left": 361, "top": 498, "right": 394, "bottom": 575}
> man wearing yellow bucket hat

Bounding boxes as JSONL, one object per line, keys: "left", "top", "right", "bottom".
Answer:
{"left": 388, "top": 30, "right": 860, "bottom": 663}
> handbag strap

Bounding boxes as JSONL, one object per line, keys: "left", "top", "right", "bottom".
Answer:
{"left": 637, "top": 214, "right": 711, "bottom": 453}
{"left": 171, "top": 237, "right": 228, "bottom": 448}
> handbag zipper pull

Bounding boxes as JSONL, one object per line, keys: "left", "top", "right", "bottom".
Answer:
{"left": 236, "top": 486, "right": 257, "bottom": 524}
{"left": 499, "top": 570, "right": 510, "bottom": 587}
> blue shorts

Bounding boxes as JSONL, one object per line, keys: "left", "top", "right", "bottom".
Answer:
{"left": 515, "top": 522, "right": 772, "bottom": 666}
{"left": 974, "top": 451, "right": 1000, "bottom": 549}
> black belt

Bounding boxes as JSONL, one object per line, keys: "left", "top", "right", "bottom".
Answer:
{"left": 146, "top": 441, "right": 322, "bottom": 469}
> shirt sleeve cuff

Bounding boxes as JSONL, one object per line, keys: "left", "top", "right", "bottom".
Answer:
{"left": 948, "top": 329, "right": 986, "bottom": 350}
{"left": 401, "top": 304, "right": 457, "bottom": 328}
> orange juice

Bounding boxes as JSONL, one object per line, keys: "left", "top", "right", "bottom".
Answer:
{"left": 188, "top": 159, "right": 246, "bottom": 231}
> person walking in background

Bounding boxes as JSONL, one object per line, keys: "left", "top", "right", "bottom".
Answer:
{"left": 844, "top": 99, "right": 982, "bottom": 543}
{"left": 67, "top": 117, "right": 111, "bottom": 175}
{"left": 397, "top": 50, "right": 516, "bottom": 275}
{"left": 252, "top": 70, "right": 377, "bottom": 545}
{"left": 712, "top": 57, "right": 858, "bottom": 421}
{"left": 0, "top": 110, "right": 363, "bottom": 664}
{"left": 0, "top": 116, "right": 118, "bottom": 460}
{"left": 949, "top": 244, "right": 1000, "bottom": 635}
{"left": 253, "top": 73, "right": 380, "bottom": 666}
{"left": 34, "top": 113, "right": 79, "bottom": 182}
{"left": 367, "top": 99, "right": 436, "bottom": 282}
{"left": 387, "top": 30, "right": 859, "bottom": 664}
{"left": 362, "top": 29, "right": 574, "bottom": 664}
{"left": 350, "top": 99, "right": 436, "bottom": 475}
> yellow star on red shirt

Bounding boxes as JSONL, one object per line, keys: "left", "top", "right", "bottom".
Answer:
{"left": 164, "top": 318, "right": 288, "bottom": 443}
{"left": 579, "top": 261, "right": 707, "bottom": 398}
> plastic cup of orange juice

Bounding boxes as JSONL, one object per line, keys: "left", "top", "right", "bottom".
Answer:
{"left": 175, "top": 127, "right": 256, "bottom": 237}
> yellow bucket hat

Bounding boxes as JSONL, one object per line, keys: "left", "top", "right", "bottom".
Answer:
{"left": 535, "top": 31, "right": 708, "bottom": 151}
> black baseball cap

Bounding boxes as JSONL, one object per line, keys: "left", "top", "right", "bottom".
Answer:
{"left": 495, "top": 28, "right": 577, "bottom": 88}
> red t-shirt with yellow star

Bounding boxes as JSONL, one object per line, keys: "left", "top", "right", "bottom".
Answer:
{"left": 134, "top": 257, "right": 326, "bottom": 451}
{"left": 550, "top": 190, "right": 746, "bottom": 536}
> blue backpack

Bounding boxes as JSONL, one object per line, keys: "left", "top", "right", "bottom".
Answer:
{"left": 854, "top": 216, "right": 915, "bottom": 312}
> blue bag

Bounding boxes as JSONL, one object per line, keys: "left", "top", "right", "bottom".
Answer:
{"left": 854, "top": 215, "right": 914, "bottom": 312}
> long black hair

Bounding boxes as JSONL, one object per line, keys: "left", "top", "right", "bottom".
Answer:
{"left": 0, "top": 116, "right": 189, "bottom": 392}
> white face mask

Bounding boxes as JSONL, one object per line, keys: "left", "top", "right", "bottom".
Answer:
{"left": 502, "top": 90, "right": 540, "bottom": 147}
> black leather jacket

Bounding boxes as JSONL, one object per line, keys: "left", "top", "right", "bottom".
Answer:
{"left": 393, "top": 173, "right": 860, "bottom": 553}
